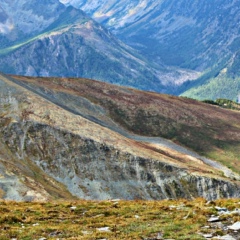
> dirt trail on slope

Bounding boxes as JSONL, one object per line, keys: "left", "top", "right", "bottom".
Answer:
{"left": 127, "top": 134, "right": 240, "bottom": 180}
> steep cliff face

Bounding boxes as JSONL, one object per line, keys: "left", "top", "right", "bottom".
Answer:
{"left": 2, "top": 119, "right": 240, "bottom": 201}
{"left": 0, "top": 73, "right": 240, "bottom": 201}
{"left": 0, "top": 74, "right": 75, "bottom": 201}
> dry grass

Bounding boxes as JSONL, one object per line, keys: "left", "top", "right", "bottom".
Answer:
{"left": 2, "top": 74, "right": 224, "bottom": 179}
{"left": 0, "top": 198, "right": 240, "bottom": 240}
{"left": 10, "top": 75, "right": 240, "bottom": 174}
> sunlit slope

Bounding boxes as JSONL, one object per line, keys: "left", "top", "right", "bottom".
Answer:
{"left": 11, "top": 74, "right": 240, "bottom": 175}
{"left": 0, "top": 73, "right": 240, "bottom": 200}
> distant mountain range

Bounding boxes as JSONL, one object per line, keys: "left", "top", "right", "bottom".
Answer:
{"left": 63, "top": 0, "right": 240, "bottom": 70}
{"left": 0, "top": 0, "right": 239, "bottom": 99}
{"left": 0, "top": 0, "right": 197, "bottom": 94}
{"left": 62, "top": 0, "right": 240, "bottom": 100}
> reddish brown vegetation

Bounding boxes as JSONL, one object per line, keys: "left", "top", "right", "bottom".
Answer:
{"left": 11, "top": 75, "right": 240, "bottom": 172}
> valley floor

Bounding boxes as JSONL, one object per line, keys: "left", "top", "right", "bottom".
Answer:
{"left": 0, "top": 198, "right": 240, "bottom": 239}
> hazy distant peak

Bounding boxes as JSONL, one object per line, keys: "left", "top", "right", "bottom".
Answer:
{"left": 0, "top": 6, "right": 8, "bottom": 22}
{"left": 0, "top": 0, "right": 66, "bottom": 34}
{"left": 59, "top": 0, "right": 71, "bottom": 5}
{"left": 0, "top": 6, "right": 14, "bottom": 34}
{"left": 59, "top": 0, "right": 159, "bottom": 29}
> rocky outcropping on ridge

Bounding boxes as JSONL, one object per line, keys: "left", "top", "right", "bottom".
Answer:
{"left": 0, "top": 73, "right": 240, "bottom": 201}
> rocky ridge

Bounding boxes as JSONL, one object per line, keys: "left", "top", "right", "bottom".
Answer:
{"left": 0, "top": 73, "right": 240, "bottom": 201}
{"left": 11, "top": 74, "right": 240, "bottom": 175}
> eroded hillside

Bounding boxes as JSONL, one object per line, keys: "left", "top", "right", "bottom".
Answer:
{"left": 11, "top": 74, "right": 240, "bottom": 173}
{"left": 0, "top": 73, "right": 240, "bottom": 201}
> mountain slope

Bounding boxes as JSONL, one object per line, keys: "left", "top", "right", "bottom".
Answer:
{"left": 1, "top": 72, "right": 239, "bottom": 201}
{"left": 180, "top": 55, "right": 240, "bottom": 100}
{"left": 1, "top": 0, "right": 65, "bottom": 34}
{"left": 63, "top": 0, "right": 240, "bottom": 99}
{"left": 11, "top": 74, "right": 240, "bottom": 174}
{"left": 0, "top": 0, "right": 66, "bottom": 48}
{"left": 63, "top": 0, "right": 240, "bottom": 70}
{"left": 0, "top": 0, "right": 194, "bottom": 93}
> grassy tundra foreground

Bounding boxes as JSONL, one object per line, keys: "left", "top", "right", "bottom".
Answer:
{"left": 0, "top": 198, "right": 240, "bottom": 240}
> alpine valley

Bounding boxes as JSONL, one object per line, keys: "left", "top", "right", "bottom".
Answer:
{"left": 62, "top": 0, "right": 240, "bottom": 100}
{"left": 0, "top": 0, "right": 197, "bottom": 94}
{"left": 1, "top": 0, "right": 240, "bottom": 98}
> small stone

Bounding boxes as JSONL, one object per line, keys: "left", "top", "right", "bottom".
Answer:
{"left": 82, "top": 231, "right": 92, "bottom": 235}
{"left": 215, "top": 222, "right": 224, "bottom": 228}
{"left": 38, "top": 238, "right": 47, "bottom": 240}
{"left": 230, "top": 209, "right": 240, "bottom": 214}
{"left": 94, "top": 214, "right": 104, "bottom": 218}
{"left": 156, "top": 232, "right": 163, "bottom": 239}
{"left": 228, "top": 221, "right": 240, "bottom": 231}
{"left": 169, "top": 205, "right": 177, "bottom": 209}
{"left": 70, "top": 206, "right": 77, "bottom": 210}
{"left": 201, "top": 226, "right": 210, "bottom": 229}
{"left": 109, "top": 199, "right": 121, "bottom": 202}
{"left": 97, "top": 227, "right": 111, "bottom": 232}
{"left": 213, "top": 234, "right": 236, "bottom": 240}
{"left": 208, "top": 216, "right": 220, "bottom": 222}
{"left": 135, "top": 215, "right": 140, "bottom": 219}
{"left": 203, "top": 234, "right": 213, "bottom": 238}
{"left": 215, "top": 206, "right": 228, "bottom": 212}
{"left": 48, "top": 231, "right": 62, "bottom": 237}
